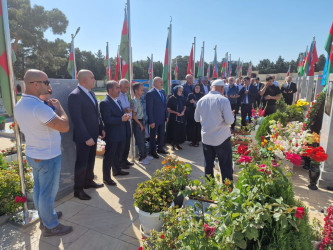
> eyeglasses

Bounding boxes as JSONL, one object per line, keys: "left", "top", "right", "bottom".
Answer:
{"left": 30, "top": 80, "right": 50, "bottom": 86}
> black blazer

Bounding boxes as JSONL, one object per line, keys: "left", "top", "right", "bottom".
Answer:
{"left": 239, "top": 84, "right": 257, "bottom": 106}
{"left": 146, "top": 88, "right": 168, "bottom": 125}
{"left": 199, "top": 83, "right": 210, "bottom": 94}
{"left": 99, "top": 95, "right": 126, "bottom": 142}
{"left": 281, "top": 82, "right": 297, "bottom": 96}
{"left": 68, "top": 87, "right": 103, "bottom": 143}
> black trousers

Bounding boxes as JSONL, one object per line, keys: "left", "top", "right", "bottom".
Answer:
{"left": 74, "top": 142, "right": 97, "bottom": 192}
{"left": 231, "top": 103, "right": 238, "bottom": 129}
{"left": 265, "top": 105, "right": 277, "bottom": 116}
{"left": 103, "top": 140, "right": 125, "bottom": 180}
{"left": 241, "top": 103, "right": 252, "bottom": 127}
{"left": 149, "top": 123, "right": 165, "bottom": 154}
{"left": 121, "top": 121, "right": 131, "bottom": 165}
{"left": 203, "top": 137, "right": 233, "bottom": 181}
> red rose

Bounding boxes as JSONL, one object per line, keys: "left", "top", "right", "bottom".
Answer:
{"left": 204, "top": 223, "right": 216, "bottom": 238}
{"left": 1, "top": 150, "right": 4, "bottom": 153}
{"left": 237, "top": 145, "right": 249, "bottom": 155}
{"left": 306, "top": 114, "right": 309, "bottom": 118}
{"left": 138, "top": 247, "right": 143, "bottom": 250}
{"left": 160, "top": 235, "right": 165, "bottom": 239}
{"left": 295, "top": 207, "right": 305, "bottom": 219}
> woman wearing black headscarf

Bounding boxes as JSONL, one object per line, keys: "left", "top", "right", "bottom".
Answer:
{"left": 166, "top": 85, "right": 186, "bottom": 150}
{"left": 186, "top": 83, "right": 204, "bottom": 147}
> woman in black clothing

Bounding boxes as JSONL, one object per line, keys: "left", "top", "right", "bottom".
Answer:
{"left": 166, "top": 85, "right": 186, "bottom": 150}
{"left": 186, "top": 84, "right": 204, "bottom": 147}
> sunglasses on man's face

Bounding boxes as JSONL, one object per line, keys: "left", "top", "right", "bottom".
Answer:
{"left": 30, "top": 80, "right": 50, "bottom": 86}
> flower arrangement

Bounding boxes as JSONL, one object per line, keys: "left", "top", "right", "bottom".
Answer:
{"left": 248, "top": 108, "right": 266, "bottom": 131}
{"left": 296, "top": 99, "right": 309, "bottom": 108}
{"left": 133, "top": 178, "right": 174, "bottom": 214}
{"left": 302, "top": 146, "right": 328, "bottom": 165}
{"left": 319, "top": 206, "right": 333, "bottom": 250}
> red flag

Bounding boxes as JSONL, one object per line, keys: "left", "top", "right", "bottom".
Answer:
{"left": 308, "top": 41, "right": 318, "bottom": 76}
{"left": 187, "top": 45, "right": 193, "bottom": 75}
{"left": 114, "top": 51, "right": 120, "bottom": 82}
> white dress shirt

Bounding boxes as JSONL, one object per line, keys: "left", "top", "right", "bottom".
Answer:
{"left": 194, "top": 91, "right": 234, "bottom": 146}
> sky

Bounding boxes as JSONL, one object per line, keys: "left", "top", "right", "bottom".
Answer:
{"left": 30, "top": 0, "right": 333, "bottom": 65}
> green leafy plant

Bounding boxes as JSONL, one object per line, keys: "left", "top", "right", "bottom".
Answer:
{"left": 285, "top": 104, "right": 304, "bottom": 123}
{"left": 133, "top": 178, "right": 173, "bottom": 214}
{"left": 277, "top": 98, "right": 287, "bottom": 113}
{"left": 305, "top": 92, "right": 326, "bottom": 133}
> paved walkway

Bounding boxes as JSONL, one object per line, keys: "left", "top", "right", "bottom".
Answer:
{"left": 1, "top": 133, "right": 332, "bottom": 249}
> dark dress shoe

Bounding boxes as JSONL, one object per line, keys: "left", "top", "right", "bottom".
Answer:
{"left": 43, "top": 223, "right": 73, "bottom": 237}
{"left": 121, "top": 165, "right": 130, "bottom": 169}
{"left": 40, "top": 212, "right": 63, "bottom": 230}
{"left": 113, "top": 170, "right": 130, "bottom": 176}
{"left": 125, "top": 160, "right": 134, "bottom": 166}
{"left": 103, "top": 179, "right": 117, "bottom": 186}
{"left": 176, "top": 144, "right": 182, "bottom": 150}
{"left": 157, "top": 149, "right": 168, "bottom": 154}
{"left": 151, "top": 153, "right": 159, "bottom": 159}
{"left": 84, "top": 182, "right": 104, "bottom": 189}
{"left": 74, "top": 190, "right": 91, "bottom": 200}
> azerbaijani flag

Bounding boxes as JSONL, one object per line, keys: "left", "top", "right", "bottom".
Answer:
{"left": 187, "top": 45, "right": 193, "bottom": 75}
{"left": 197, "top": 48, "right": 203, "bottom": 78}
{"left": 104, "top": 42, "right": 112, "bottom": 81}
{"left": 221, "top": 58, "right": 227, "bottom": 78}
{"left": 162, "top": 28, "right": 170, "bottom": 93}
{"left": 322, "top": 22, "right": 333, "bottom": 87}
{"left": 148, "top": 54, "right": 153, "bottom": 86}
{"left": 174, "top": 58, "right": 178, "bottom": 80}
{"left": 213, "top": 48, "right": 218, "bottom": 78}
{"left": 299, "top": 47, "right": 307, "bottom": 76}
{"left": 67, "top": 40, "right": 76, "bottom": 79}
{"left": 119, "top": 8, "right": 129, "bottom": 80}
{"left": 206, "top": 63, "right": 210, "bottom": 80}
{"left": 114, "top": 50, "right": 120, "bottom": 82}
{"left": 307, "top": 40, "right": 318, "bottom": 76}
{"left": 0, "top": 0, "right": 13, "bottom": 115}
{"left": 303, "top": 43, "right": 312, "bottom": 77}
{"left": 286, "top": 64, "right": 291, "bottom": 77}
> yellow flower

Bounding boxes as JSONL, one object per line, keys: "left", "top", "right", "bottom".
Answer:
{"left": 264, "top": 140, "right": 268, "bottom": 143}
{"left": 280, "top": 146, "right": 283, "bottom": 150}
{"left": 261, "top": 142, "right": 265, "bottom": 146}
{"left": 268, "top": 147, "right": 272, "bottom": 151}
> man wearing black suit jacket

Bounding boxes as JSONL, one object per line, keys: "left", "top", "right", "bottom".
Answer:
{"left": 239, "top": 77, "right": 257, "bottom": 127}
{"left": 281, "top": 76, "right": 297, "bottom": 105}
{"left": 68, "top": 70, "right": 105, "bottom": 200}
{"left": 199, "top": 77, "right": 211, "bottom": 95}
{"left": 100, "top": 81, "right": 131, "bottom": 182}
{"left": 254, "top": 77, "right": 264, "bottom": 108}
{"left": 146, "top": 77, "right": 168, "bottom": 158}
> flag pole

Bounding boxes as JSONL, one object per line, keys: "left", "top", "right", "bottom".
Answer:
{"left": 151, "top": 53, "right": 154, "bottom": 88}
{"left": 118, "top": 45, "right": 122, "bottom": 81}
{"left": 2, "top": 0, "right": 38, "bottom": 225}
{"left": 127, "top": 0, "right": 135, "bottom": 162}
{"left": 193, "top": 37, "right": 196, "bottom": 81}
{"left": 71, "top": 27, "right": 80, "bottom": 79}
{"left": 168, "top": 17, "right": 172, "bottom": 94}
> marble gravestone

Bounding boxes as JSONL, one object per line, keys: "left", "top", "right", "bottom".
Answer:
{"left": 319, "top": 74, "right": 333, "bottom": 188}
{"left": 300, "top": 77, "right": 307, "bottom": 99}
{"left": 294, "top": 77, "right": 302, "bottom": 103}
{"left": 313, "top": 76, "right": 324, "bottom": 100}
{"left": 49, "top": 79, "right": 78, "bottom": 199}
{"left": 305, "top": 76, "right": 314, "bottom": 103}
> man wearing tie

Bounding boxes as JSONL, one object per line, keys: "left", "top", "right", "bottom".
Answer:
{"left": 100, "top": 81, "right": 131, "bottom": 182}
{"left": 68, "top": 70, "right": 105, "bottom": 200}
{"left": 239, "top": 77, "right": 257, "bottom": 128}
{"left": 146, "top": 77, "right": 168, "bottom": 158}
{"left": 281, "top": 76, "right": 297, "bottom": 105}
{"left": 254, "top": 77, "right": 264, "bottom": 108}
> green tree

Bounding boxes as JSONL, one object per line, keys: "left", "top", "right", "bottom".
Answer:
{"left": 315, "top": 54, "right": 326, "bottom": 72}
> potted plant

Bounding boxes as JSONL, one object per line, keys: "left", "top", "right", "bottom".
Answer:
{"left": 154, "top": 156, "right": 192, "bottom": 207}
{"left": 0, "top": 116, "right": 5, "bottom": 130}
{"left": 302, "top": 146, "right": 328, "bottom": 190}
{"left": 133, "top": 178, "right": 174, "bottom": 235}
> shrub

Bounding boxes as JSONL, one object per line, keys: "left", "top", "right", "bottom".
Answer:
{"left": 305, "top": 92, "right": 326, "bottom": 133}
{"left": 277, "top": 98, "right": 287, "bottom": 113}
{"left": 286, "top": 104, "right": 304, "bottom": 123}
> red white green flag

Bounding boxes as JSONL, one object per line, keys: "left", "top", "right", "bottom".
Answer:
{"left": 197, "top": 48, "right": 203, "bottom": 78}
{"left": 322, "top": 22, "right": 333, "bottom": 87}
{"left": 162, "top": 28, "right": 170, "bottom": 94}
{"left": 307, "top": 40, "right": 318, "bottom": 76}
{"left": 114, "top": 50, "right": 120, "bottom": 82}
{"left": 67, "top": 40, "right": 77, "bottom": 79}
{"left": 0, "top": 0, "right": 13, "bottom": 115}
{"left": 187, "top": 45, "right": 193, "bottom": 75}
{"left": 286, "top": 64, "right": 291, "bottom": 77}
{"left": 119, "top": 8, "right": 129, "bottom": 80}
{"left": 104, "top": 42, "right": 112, "bottom": 81}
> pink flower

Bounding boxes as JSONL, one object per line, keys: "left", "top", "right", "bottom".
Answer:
{"left": 258, "top": 164, "right": 271, "bottom": 175}
{"left": 295, "top": 207, "right": 305, "bottom": 219}
{"left": 238, "top": 155, "right": 252, "bottom": 163}
{"left": 160, "top": 234, "right": 165, "bottom": 239}
{"left": 286, "top": 153, "right": 302, "bottom": 167}
{"left": 204, "top": 223, "right": 216, "bottom": 238}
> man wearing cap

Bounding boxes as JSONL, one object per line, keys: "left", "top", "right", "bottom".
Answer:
{"left": 194, "top": 79, "right": 234, "bottom": 182}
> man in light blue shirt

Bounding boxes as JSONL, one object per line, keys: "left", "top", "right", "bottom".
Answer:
{"left": 194, "top": 79, "right": 234, "bottom": 182}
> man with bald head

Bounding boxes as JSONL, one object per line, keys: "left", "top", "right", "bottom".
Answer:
{"left": 281, "top": 76, "right": 297, "bottom": 105}
{"left": 182, "top": 74, "right": 194, "bottom": 99}
{"left": 68, "top": 69, "right": 105, "bottom": 200}
{"left": 14, "top": 69, "right": 72, "bottom": 236}
{"left": 146, "top": 77, "right": 168, "bottom": 158}
{"left": 118, "top": 79, "right": 134, "bottom": 168}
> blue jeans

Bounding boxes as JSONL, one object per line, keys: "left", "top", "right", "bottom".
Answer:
{"left": 26, "top": 155, "right": 61, "bottom": 229}
{"left": 203, "top": 137, "right": 233, "bottom": 181}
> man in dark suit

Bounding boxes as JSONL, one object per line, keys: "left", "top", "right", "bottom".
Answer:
{"left": 199, "top": 76, "right": 211, "bottom": 95}
{"left": 239, "top": 76, "right": 257, "bottom": 127}
{"left": 281, "top": 76, "right": 297, "bottom": 105}
{"left": 254, "top": 77, "right": 264, "bottom": 108}
{"left": 68, "top": 70, "right": 104, "bottom": 200}
{"left": 146, "top": 77, "right": 168, "bottom": 158}
{"left": 100, "top": 81, "right": 131, "bottom": 182}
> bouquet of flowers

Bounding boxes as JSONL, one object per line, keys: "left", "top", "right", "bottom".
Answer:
{"left": 302, "top": 146, "right": 328, "bottom": 165}
{"left": 248, "top": 108, "right": 266, "bottom": 131}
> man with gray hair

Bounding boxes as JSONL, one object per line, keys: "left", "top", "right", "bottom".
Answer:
{"left": 281, "top": 76, "right": 297, "bottom": 105}
{"left": 182, "top": 74, "right": 194, "bottom": 99}
{"left": 194, "top": 79, "right": 234, "bottom": 182}
{"left": 15, "top": 69, "right": 72, "bottom": 236}
{"left": 118, "top": 79, "right": 134, "bottom": 168}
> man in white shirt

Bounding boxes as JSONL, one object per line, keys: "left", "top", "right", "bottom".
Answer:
{"left": 194, "top": 79, "right": 234, "bottom": 182}
{"left": 14, "top": 69, "right": 72, "bottom": 237}
{"left": 118, "top": 79, "right": 134, "bottom": 168}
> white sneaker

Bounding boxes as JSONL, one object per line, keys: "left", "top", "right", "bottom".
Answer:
{"left": 146, "top": 155, "right": 154, "bottom": 161}
{"left": 139, "top": 159, "right": 150, "bottom": 165}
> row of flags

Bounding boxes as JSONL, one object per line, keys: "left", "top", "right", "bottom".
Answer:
{"left": 297, "top": 37, "right": 319, "bottom": 77}
{"left": 322, "top": 22, "right": 333, "bottom": 87}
